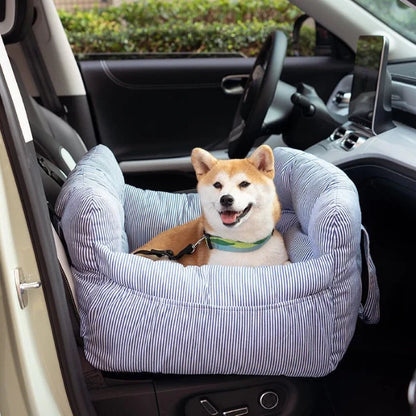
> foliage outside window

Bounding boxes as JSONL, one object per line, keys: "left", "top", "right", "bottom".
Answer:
{"left": 57, "top": 0, "right": 315, "bottom": 57}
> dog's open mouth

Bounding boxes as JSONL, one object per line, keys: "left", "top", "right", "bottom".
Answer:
{"left": 220, "top": 203, "right": 252, "bottom": 226}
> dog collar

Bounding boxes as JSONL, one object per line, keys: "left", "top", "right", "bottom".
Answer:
{"left": 204, "top": 230, "right": 274, "bottom": 253}
{"left": 133, "top": 231, "right": 275, "bottom": 261}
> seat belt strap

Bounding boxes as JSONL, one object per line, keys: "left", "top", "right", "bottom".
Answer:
{"left": 51, "top": 224, "right": 78, "bottom": 311}
{"left": 358, "top": 226, "right": 380, "bottom": 324}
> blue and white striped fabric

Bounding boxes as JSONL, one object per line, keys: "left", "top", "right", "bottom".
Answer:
{"left": 55, "top": 144, "right": 379, "bottom": 376}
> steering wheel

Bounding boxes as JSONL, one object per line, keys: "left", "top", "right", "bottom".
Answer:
{"left": 228, "top": 31, "right": 287, "bottom": 159}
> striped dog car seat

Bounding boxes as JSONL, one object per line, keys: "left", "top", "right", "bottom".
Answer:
{"left": 55, "top": 144, "right": 379, "bottom": 376}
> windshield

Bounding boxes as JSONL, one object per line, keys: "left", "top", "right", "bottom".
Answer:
{"left": 353, "top": 0, "right": 416, "bottom": 44}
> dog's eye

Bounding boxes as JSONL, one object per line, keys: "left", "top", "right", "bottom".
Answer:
{"left": 239, "top": 181, "right": 250, "bottom": 188}
{"left": 213, "top": 182, "right": 222, "bottom": 189}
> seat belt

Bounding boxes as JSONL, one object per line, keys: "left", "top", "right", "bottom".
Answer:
{"left": 21, "top": 26, "right": 68, "bottom": 119}
{"left": 51, "top": 224, "right": 108, "bottom": 389}
{"left": 51, "top": 225, "right": 78, "bottom": 310}
{"left": 358, "top": 226, "right": 380, "bottom": 324}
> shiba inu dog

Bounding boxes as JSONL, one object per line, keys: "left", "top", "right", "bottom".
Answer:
{"left": 133, "top": 145, "right": 289, "bottom": 266}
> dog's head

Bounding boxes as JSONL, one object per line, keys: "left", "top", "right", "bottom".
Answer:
{"left": 191, "top": 145, "right": 281, "bottom": 240}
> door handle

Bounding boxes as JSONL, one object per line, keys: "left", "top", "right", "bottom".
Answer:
{"left": 221, "top": 74, "right": 249, "bottom": 95}
{"left": 14, "top": 268, "right": 42, "bottom": 309}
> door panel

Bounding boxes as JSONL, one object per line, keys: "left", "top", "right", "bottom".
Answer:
{"left": 78, "top": 54, "right": 353, "bottom": 190}
{"left": 79, "top": 57, "right": 253, "bottom": 161}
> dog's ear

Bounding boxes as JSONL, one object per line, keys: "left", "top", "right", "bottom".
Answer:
{"left": 248, "top": 145, "right": 274, "bottom": 178}
{"left": 191, "top": 148, "right": 218, "bottom": 179}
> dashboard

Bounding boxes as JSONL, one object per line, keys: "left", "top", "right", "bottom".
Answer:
{"left": 306, "top": 38, "right": 416, "bottom": 178}
{"left": 119, "top": 35, "right": 416, "bottom": 186}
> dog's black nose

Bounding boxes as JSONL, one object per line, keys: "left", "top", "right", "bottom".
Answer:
{"left": 220, "top": 194, "right": 234, "bottom": 207}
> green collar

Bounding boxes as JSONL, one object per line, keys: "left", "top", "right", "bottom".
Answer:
{"left": 204, "top": 230, "right": 274, "bottom": 253}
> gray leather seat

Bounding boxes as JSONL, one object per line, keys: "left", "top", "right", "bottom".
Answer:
{"left": 1, "top": 0, "right": 87, "bottom": 204}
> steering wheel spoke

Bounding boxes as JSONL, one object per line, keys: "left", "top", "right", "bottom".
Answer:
{"left": 228, "top": 120, "right": 246, "bottom": 145}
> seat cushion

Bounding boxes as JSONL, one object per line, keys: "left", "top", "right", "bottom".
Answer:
{"left": 55, "top": 144, "right": 379, "bottom": 376}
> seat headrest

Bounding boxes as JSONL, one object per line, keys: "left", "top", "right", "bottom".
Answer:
{"left": 1, "top": 0, "right": 34, "bottom": 44}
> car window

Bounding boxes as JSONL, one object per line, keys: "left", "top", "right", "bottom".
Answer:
{"left": 53, "top": 0, "right": 319, "bottom": 58}
{"left": 353, "top": 0, "right": 416, "bottom": 44}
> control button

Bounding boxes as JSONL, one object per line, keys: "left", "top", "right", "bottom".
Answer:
{"left": 259, "top": 391, "right": 279, "bottom": 410}
{"left": 200, "top": 399, "right": 219, "bottom": 415}
{"left": 222, "top": 407, "right": 249, "bottom": 416}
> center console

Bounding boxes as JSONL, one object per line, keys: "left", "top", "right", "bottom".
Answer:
{"left": 311, "top": 35, "right": 395, "bottom": 156}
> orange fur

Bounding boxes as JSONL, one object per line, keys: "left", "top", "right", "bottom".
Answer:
{"left": 133, "top": 217, "right": 208, "bottom": 266}
{"left": 133, "top": 145, "right": 288, "bottom": 266}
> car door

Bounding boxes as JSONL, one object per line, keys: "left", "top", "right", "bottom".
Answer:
{"left": 77, "top": 50, "right": 352, "bottom": 191}
{"left": 78, "top": 56, "right": 250, "bottom": 190}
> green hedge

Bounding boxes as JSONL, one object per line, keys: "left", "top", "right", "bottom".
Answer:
{"left": 58, "top": 0, "right": 314, "bottom": 56}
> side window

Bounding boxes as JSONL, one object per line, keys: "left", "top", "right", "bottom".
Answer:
{"left": 54, "top": 0, "right": 323, "bottom": 58}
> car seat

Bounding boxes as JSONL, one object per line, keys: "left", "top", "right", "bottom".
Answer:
{"left": 54, "top": 143, "right": 379, "bottom": 414}
{"left": 2, "top": 0, "right": 87, "bottom": 187}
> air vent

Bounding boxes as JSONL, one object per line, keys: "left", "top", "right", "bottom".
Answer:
{"left": 330, "top": 126, "right": 350, "bottom": 141}
{"left": 340, "top": 132, "right": 365, "bottom": 151}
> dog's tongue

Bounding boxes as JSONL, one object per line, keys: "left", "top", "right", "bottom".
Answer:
{"left": 221, "top": 210, "right": 239, "bottom": 224}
